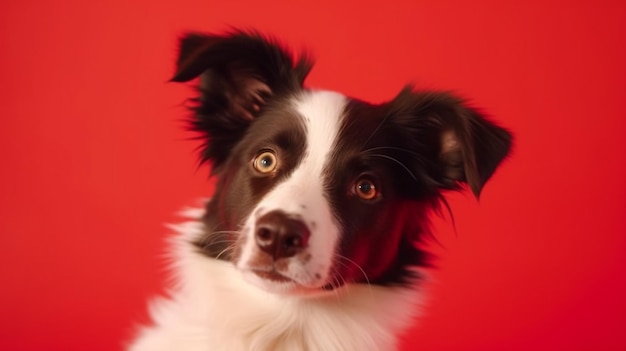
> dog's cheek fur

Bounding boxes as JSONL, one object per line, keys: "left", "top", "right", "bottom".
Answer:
{"left": 197, "top": 149, "right": 280, "bottom": 260}
{"left": 326, "top": 171, "right": 432, "bottom": 286}
{"left": 335, "top": 201, "right": 408, "bottom": 282}
{"left": 320, "top": 101, "right": 433, "bottom": 286}
{"left": 197, "top": 167, "right": 254, "bottom": 260}
{"left": 197, "top": 104, "right": 309, "bottom": 261}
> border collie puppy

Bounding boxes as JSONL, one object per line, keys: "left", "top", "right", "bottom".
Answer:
{"left": 129, "top": 30, "right": 512, "bottom": 351}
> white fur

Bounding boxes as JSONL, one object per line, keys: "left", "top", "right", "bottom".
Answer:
{"left": 129, "top": 207, "right": 425, "bottom": 351}
{"left": 237, "top": 91, "right": 346, "bottom": 292}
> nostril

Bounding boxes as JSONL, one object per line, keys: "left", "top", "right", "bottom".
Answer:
{"left": 282, "top": 233, "right": 306, "bottom": 255}
{"left": 256, "top": 227, "right": 272, "bottom": 241}
{"left": 283, "top": 234, "right": 302, "bottom": 249}
{"left": 278, "top": 230, "right": 308, "bottom": 258}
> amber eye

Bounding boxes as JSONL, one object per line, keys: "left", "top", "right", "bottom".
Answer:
{"left": 354, "top": 177, "right": 379, "bottom": 201}
{"left": 253, "top": 151, "right": 278, "bottom": 174}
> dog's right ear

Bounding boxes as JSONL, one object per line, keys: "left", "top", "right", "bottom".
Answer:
{"left": 170, "top": 30, "right": 313, "bottom": 170}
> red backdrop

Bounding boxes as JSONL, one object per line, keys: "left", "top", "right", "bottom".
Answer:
{"left": 1, "top": 0, "right": 625, "bottom": 350}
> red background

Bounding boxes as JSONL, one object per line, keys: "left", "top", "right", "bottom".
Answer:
{"left": 1, "top": 0, "right": 625, "bottom": 350}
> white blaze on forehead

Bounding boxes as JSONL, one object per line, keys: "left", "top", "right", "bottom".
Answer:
{"left": 238, "top": 90, "right": 348, "bottom": 289}
{"left": 275, "top": 90, "right": 346, "bottom": 218}
{"left": 293, "top": 90, "right": 347, "bottom": 177}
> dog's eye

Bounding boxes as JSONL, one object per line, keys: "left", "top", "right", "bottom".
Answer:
{"left": 253, "top": 151, "right": 278, "bottom": 174}
{"left": 354, "top": 177, "right": 379, "bottom": 201}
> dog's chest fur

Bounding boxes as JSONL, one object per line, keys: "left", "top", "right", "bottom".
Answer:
{"left": 129, "top": 209, "right": 423, "bottom": 351}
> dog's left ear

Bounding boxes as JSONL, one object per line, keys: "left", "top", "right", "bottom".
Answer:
{"left": 391, "top": 87, "right": 513, "bottom": 198}
{"left": 171, "top": 31, "right": 312, "bottom": 114}
{"left": 169, "top": 30, "right": 313, "bottom": 170}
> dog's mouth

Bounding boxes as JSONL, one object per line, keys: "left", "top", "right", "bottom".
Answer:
{"left": 245, "top": 268, "right": 343, "bottom": 294}
{"left": 250, "top": 269, "right": 293, "bottom": 283}
{"left": 242, "top": 265, "right": 341, "bottom": 295}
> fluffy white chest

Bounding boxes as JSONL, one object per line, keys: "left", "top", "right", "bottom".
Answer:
{"left": 128, "top": 208, "right": 424, "bottom": 351}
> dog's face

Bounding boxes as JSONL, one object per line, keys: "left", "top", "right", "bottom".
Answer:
{"left": 216, "top": 92, "right": 431, "bottom": 294}
{"left": 171, "top": 31, "right": 512, "bottom": 295}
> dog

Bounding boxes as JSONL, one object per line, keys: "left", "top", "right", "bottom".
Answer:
{"left": 129, "top": 30, "right": 512, "bottom": 351}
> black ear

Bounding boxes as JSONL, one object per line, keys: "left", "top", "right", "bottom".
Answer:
{"left": 390, "top": 87, "right": 512, "bottom": 198}
{"left": 170, "top": 30, "right": 313, "bottom": 170}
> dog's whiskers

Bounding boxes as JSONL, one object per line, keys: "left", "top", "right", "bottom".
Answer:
{"left": 331, "top": 273, "right": 344, "bottom": 301}
{"left": 335, "top": 255, "right": 371, "bottom": 287}
{"left": 360, "top": 111, "right": 394, "bottom": 149}
{"left": 333, "top": 255, "right": 374, "bottom": 299}
{"left": 326, "top": 268, "right": 346, "bottom": 302}
{"left": 199, "top": 229, "right": 240, "bottom": 246}
{"left": 368, "top": 153, "right": 418, "bottom": 181}
{"left": 361, "top": 146, "right": 427, "bottom": 162}
{"left": 215, "top": 245, "right": 235, "bottom": 261}
{"left": 200, "top": 238, "right": 237, "bottom": 249}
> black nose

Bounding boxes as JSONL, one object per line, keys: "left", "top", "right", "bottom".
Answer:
{"left": 255, "top": 210, "right": 310, "bottom": 259}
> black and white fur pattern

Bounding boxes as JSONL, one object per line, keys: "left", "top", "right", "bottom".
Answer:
{"left": 129, "top": 30, "right": 512, "bottom": 351}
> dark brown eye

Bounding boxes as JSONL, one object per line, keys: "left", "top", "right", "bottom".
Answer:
{"left": 354, "top": 177, "right": 379, "bottom": 201}
{"left": 253, "top": 151, "right": 278, "bottom": 174}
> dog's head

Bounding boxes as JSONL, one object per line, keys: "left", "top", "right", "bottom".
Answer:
{"left": 171, "top": 30, "right": 512, "bottom": 295}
